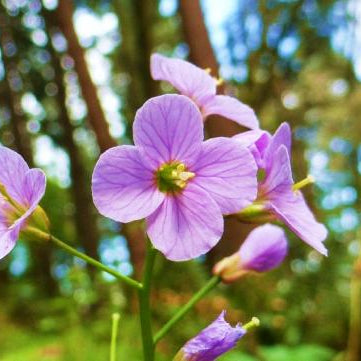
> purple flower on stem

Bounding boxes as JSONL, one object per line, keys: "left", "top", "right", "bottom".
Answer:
{"left": 235, "top": 123, "right": 328, "bottom": 255}
{"left": 92, "top": 94, "right": 257, "bottom": 261}
{"left": 173, "top": 311, "right": 250, "bottom": 361}
{"left": 0, "top": 146, "right": 46, "bottom": 260}
{"left": 151, "top": 53, "right": 259, "bottom": 129}
{"left": 214, "top": 224, "right": 288, "bottom": 283}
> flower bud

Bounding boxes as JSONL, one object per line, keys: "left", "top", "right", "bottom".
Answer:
{"left": 213, "top": 224, "right": 288, "bottom": 283}
{"left": 173, "top": 311, "right": 246, "bottom": 361}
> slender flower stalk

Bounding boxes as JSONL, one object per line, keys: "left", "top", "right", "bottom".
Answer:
{"left": 138, "top": 240, "right": 157, "bottom": 361}
{"left": 154, "top": 276, "right": 221, "bottom": 344}
{"left": 26, "top": 227, "right": 142, "bottom": 290}
{"left": 110, "top": 313, "right": 120, "bottom": 361}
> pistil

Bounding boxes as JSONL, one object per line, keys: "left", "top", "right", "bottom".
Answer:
{"left": 156, "top": 162, "right": 195, "bottom": 192}
{"left": 292, "top": 175, "right": 315, "bottom": 192}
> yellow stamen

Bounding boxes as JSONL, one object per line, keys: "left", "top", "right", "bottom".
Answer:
{"left": 243, "top": 317, "right": 260, "bottom": 331}
{"left": 292, "top": 175, "right": 315, "bottom": 191}
{"left": 204, "top": 67, "right": 212, "bottom": 74}
{"left": 179, "top": 171, "right": 195, "bottom": 181}
{"left": 216, "top": 77, "right": 224, "bottom": 86}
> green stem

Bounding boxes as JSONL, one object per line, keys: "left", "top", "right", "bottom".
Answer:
{"left": 138, "top": 240, "right": 157, "bottom": 361}
{"left": 110, "top": 313, "right": 120, "bottom": 361}
{"left": 154, "top": 275, "right": 221, "bottom": 344}
{"left": 27, "top": 227, "right": 142, "bottom": 290}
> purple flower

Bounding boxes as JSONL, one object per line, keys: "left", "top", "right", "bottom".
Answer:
{"left": 214, "top": 224, "right": 288, "bottom": 283}
{"left": 235, "top": 123, "right": 328, "bottom": 255}
{"left": 0, "top": 146, "right": 46, "bottom": 260}
{"left": 151, "top": 53, "right": 259, "bottom": 129}
{"left": 173, "top": 311, "right": 246, "bottom": 361}
{"left": 92, "top": 95, "right": 257, "bottom": 261}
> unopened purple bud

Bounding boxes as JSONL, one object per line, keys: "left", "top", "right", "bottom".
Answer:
{"left": 239, "top": 224, "right": 288, "bottom": 272}
{"left": 213, "top": 224, "right": 287, "bottom": 282}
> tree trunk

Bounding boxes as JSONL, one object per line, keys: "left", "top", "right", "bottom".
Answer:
{"left": 54, "top": 0, "right": 116, "bottom": 152}
{"left": 43, "top": 11, "right": 100, "bottom": 263}
{"left": 53, "top": 1, "right": 148, "bottom": 277}
{"left": 0, "top": 12, "right": 33, "bottom": 166}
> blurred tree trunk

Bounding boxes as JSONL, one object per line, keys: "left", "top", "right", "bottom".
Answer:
{"left": 0, "top": 13, "right": 33, "bottom": 166}
{"left": 53, "top": 1, "right": 148, "bottom": 277}
{"left": 113, "top": 0, "right": 158, "bottom": 124}
{"left": 179, "top": 0, "right": 254, "bottom": 264}
{"left": 54, "top": 0, "right": 116, "bottom": 152}
{"left": 0, "top": 9, "right": 56, "bottom": 295}
{"left": 43, "top": 10, "right": 100, "bottom": 263}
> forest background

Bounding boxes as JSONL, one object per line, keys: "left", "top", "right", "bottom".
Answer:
{"left": 0, "top": 0, "right": 360, "bottom": 360}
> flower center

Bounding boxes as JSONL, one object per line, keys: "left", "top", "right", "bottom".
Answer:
{"left": 155, "top": 162, "right": 195, "bottom": 192}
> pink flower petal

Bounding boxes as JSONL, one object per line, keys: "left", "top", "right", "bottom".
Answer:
{"left": 264, "top": 122, "right": 292, "bottom": 166}
{"left": 202, "top": 95, "right": 259, "bottom": 129}
{"left": 133, "top": 95, "right": 204, "bottom": 168}
{"left": 92, "top": 145, "right": 165, "bottom": 223}
{"left": 233, "top": 130, "right": 271, "bottom": 168}
{"left": 192, "top": 137, "right": 257, "bottom": 214}
{"left": 260, "top": 145, "right": 293, "bottom": 198}
{"left": 0, "top": 146, "right": 29, "bottom": 205}
{"left": 146, "top": 183, "right": 223, "bottom": 261}
{"left": 180, "top": 310, "right": 246, "bottom": 360}
{"left": 150, "top": 53, "right": 216, "bottom": 103}
{"left": 239, "top": 224, "right": 288, "bottom": 272}
{"left": 270, "top": 192, "right": 328, "bottom": 256}
{"left": 22, "top": 168, "right": 47, "bottom": 209}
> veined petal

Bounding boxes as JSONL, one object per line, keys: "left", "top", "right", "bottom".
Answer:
{"left": 150, "top": 53, "right": 216, "bottom": 103}
{"left": 264, "top": 122, "right": 292, "bottom": 166}
{"left": 146, "top": 183, "right": 223, "bottom": 261}
{"left": 92, "top": 146, "right": 165, "bottom": 223}
{"left": 176, "top": 311, "right": 246, "bottom": 361}
{"left": 239, "top": 224, "right": 288, "bottom": 272}
{"left": 133, "top": 95, "right": 203, "bottom": 168}
{"left": 233, "top": 130, "right": 270, "bottom": 168}
{"left": 260, "top": 145, "right": 293, "bottom": 198}
{"left": 22, "top": 169, "right": 46, "bottom": 209}
{"left": 0, "top": 146, "right": 29, "bottom": 205}
{"left": 202, "top": 95, "right": 259, "bottom": 129}
{"left": 192, "top": 138, "right": 257, "bottom": 214}
{"left": 270, "top": 191, "right": 328, "bottom": 256}
{"left": 0, "top": 224, "right": 22, "bottom": 260}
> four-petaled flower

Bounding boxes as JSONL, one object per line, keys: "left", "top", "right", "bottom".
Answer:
{"left": 173, "top": 311, "right": 246, "bottom": 361}
{"left": 92, "top": 94, "right": 257, "bottom": 261}
{"left": 214, "top": 224, "right": 288, "bottom": 283}
{"left": 234, "top": 123, "right": 328, "bottom": 255}
{"left": 0, "top": 146, "right": 46, "bottom": 260}
{"left": 151, "top": 53, "right": 259, "bottom": 129}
